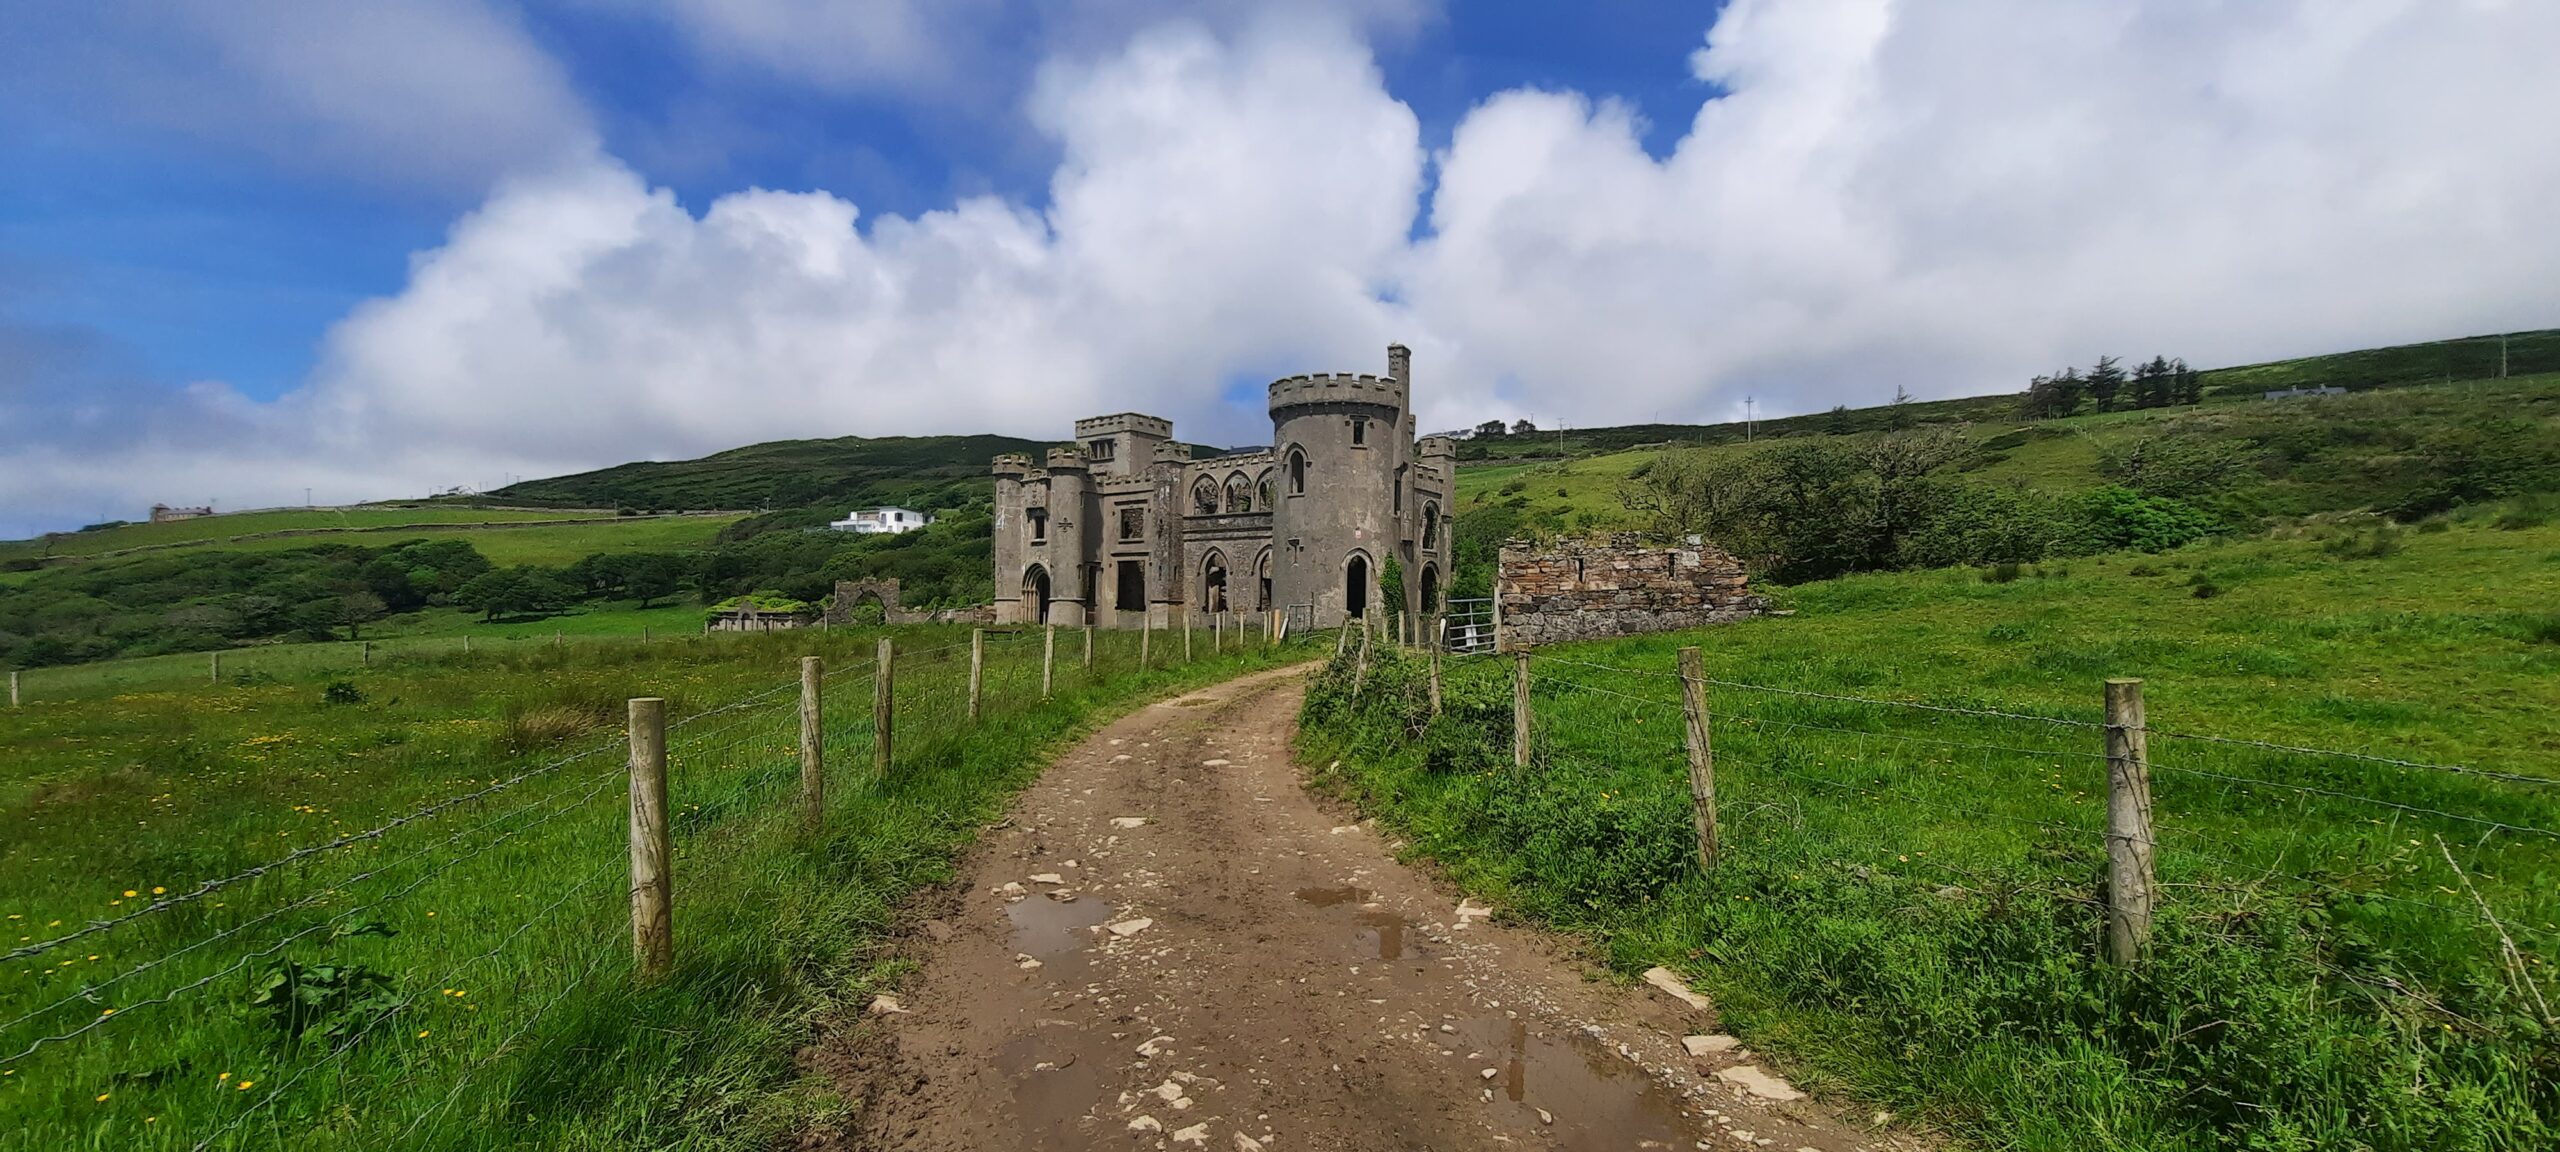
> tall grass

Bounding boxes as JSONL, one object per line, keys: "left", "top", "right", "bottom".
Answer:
{"left": 1302, "top": 523, "right": 2560, "bottom": 1151}
{"left": 0, "top": 621, "right": 1318, "bottom": 1149}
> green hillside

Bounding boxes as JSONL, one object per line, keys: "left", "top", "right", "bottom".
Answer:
{"left": 486, "top": 433, "right": 1047, "bottom": 512}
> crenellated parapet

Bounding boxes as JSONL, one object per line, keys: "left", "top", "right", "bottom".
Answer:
{"left": 992, "top": 453, "right": 1033, "bottom": 479}
{"left": 1267, "top": 372, "right": 1408, "bottom": 415}
{"left": 1044, "top": 446, "right": 1089, "bottom": 471}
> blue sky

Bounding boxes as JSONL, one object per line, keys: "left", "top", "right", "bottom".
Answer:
{"left": 3, "top": 0, "right": 2556, "bottom": 537}
{"left": 2, "top": 1, "right": 1722, "bottom": 407}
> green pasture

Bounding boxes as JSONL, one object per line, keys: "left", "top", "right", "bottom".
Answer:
{"left": 0, "top": 620, "right": 1322, "bottom": 1150}
{"left": 1303, "top": 520, "right": 2560, "bottom": 1151}
{"left": 1, "top": 511, "right": 741, "bottom": 572}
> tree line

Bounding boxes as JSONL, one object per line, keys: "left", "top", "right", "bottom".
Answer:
{"left": 2020, "top": 355, "right": 2204, "bottom": 419}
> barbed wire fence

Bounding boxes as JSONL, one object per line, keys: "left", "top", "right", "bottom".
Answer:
{"left": 0, "top": 618, "right": 1315, "bottom": 1148}
{"left": 1326, "top": 632, "right": 2558, "bottom": 1036}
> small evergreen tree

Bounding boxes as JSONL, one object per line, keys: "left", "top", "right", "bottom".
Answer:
{"left": 2087, "top": 355, "right": 2127, "bottom": 412}
{"left": 2134, "top": 355, "right": 2174, "bottom": 408}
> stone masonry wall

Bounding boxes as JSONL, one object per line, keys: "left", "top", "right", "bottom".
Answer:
{"left": 1496, "top": 533, "right": 1765, "bottom": 650}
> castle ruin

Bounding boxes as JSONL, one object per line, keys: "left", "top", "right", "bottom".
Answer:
{"left": 993, "top": 344, "right": 1454, "bottom": 631}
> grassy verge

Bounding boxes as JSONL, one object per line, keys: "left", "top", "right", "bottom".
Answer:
{"left": 0, "top": 621, "right": 1321, "bottom": 1149}
{"left": 1300, "top": 522, "right": 2560, "bottom": 1151}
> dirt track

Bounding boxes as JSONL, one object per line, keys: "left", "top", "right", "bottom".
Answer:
{"left": 840, "top": 665, "right": 1905, "bottom": 1151}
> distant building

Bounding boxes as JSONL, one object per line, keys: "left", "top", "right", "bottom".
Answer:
{"left": 830, "top": 507, "right": 934, "bottom": 534}
{"left": 149, "top": 503, "right": 213, "bottom": 523}
{"left": 2263, "top": 386, "right": 2347, "bottom": 401}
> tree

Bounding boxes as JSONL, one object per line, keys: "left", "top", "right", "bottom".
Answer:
{"left": 2171, "top": 358, "right": 2202, "bottom": 405}
{"left": 1474, "top": 419, "right": 1508, "bottom": 437}
{"left": 2087, "top": 356, "right": 2127, "bottom": 412}
{"left": 1822, "top": 405, "right": 1853, "bottom": 434}
{"left": 2133, "top": 355, "right": 2174, "bottom": 409}
{"left": 1510, "top": 419, "right": 1539, "bottom": 435}
{"left": 454, "top": 571, "right": 529, "bottom": 622}
{"left": 622, "top": 554, "right": 686, "bottom": 608}
{"left": 336, "top": 591, "right": 387, "bottom": 640}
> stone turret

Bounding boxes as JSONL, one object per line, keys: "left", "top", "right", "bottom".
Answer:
{"left": 1268, "top": 346, "right": 1412, "bottom": 625}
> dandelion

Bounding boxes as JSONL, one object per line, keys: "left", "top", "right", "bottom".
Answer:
{"left": 97, "top": 1093, "right": 110, "bottom": 1102}
{"left": 122, "top": 890, "right": 137, "bottom": 898}
{"left": 218, "top": 1072, "right": 230, "bottom": 1081}
{"left": 237, "top": 1080, "right": 254, "bottom": 1090}
{"left": 151, "top": 887, "right": 165, "bottom": 895}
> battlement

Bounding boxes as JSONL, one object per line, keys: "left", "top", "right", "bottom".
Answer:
{"left": 1074, "top": 412, "right": 1174, "bottom": 439}
{"left": 992, "top": 453, "right": 1034, "bottom": 477}
{"left": 1044, "top": 447, "right": 1089, "bottom": 471}
{"left": 1268, "top": 372, "right": 1407, "bottom": 413}
{"left": 1417, "top": 436, "right": 1457, "bottom": 459}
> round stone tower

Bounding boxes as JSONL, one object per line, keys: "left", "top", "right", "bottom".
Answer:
{"left": 1268, "top": 344, "right": 1412, "bottom": 627}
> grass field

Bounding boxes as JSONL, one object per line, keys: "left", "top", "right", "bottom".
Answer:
{"left": 0, "top": 509, "right": 742, "bottom": 572}
{"left": 0, "top": 620, "right": 1323, "bottom": 1150}
{"left": 1450, "top": 373, "right": 2560, "bottom": 538}
{"left": 1303, "top": 520, "right": 2560, "bottom": 1151}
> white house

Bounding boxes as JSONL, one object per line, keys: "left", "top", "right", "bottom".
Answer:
{"left": 830, "top": 506, "right": 934, "bottom": 534}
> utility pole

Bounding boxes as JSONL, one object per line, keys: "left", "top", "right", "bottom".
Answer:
{"left": 1743, "top": 396, "right": 1755, "bottom": 442}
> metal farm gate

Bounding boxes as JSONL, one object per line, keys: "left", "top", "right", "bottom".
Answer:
{"left": 1440, "top": 597, "right": 1496, "bottom": 655}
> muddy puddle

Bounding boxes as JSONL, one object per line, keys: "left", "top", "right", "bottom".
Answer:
{"left": 1295, "top": 886, "right": 1421, "bottom": 962}
{"left": 995, "top": 1029, "right": 1108, "bottom": 1150}
{"left": 1455, "top": 1014, "right": 1693, "bottom": 1149}
{"left": 1006, "top": 892, "right": 1114, "bottom": 978}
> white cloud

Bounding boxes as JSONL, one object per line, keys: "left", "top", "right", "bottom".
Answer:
{"left": 14, "top": 0, "right": 2560, "bottom": 533}
{"left": 0, "top": 0, "right": 594, "bottom": 192}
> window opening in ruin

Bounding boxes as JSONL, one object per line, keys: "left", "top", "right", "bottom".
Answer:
{"left": 1026, "top": 507, "right": 1048, "bottom": 543}
{"left": 1572, "top": 557, "right": 1584, "bottom": 583}
{"left": 1259, "top": 475, "right": 1275, "bottom": 508}
{"left": 1421, "top": 504, "right": 1439, "bottom": 549}
{"left": 1192, "top": 477, "right": 1219, "bottom": 515}
{"left": 1116, "top": 560, "right": 1146, "bottom": 612}
{"left": 1225, "top": 473, "right": 1251, "bottom": 513}
{"left": 1350, "top": 417, "right": 1368, "bottom": 446}
{"left": 1087, "top": 438, "right": 1116, "bottom": 461}
{"left": 1203, "top": 553, "right": 1229, "bottom": 613}
{"left": 1287, "top": 450, "right": 1306, "bottom": 495}
{"left": 1345, "top": 555, "right": 1369, "bottom": 618}
{"left": 1421, "top": 564, "right": 1440, "bottom": 612}
{"left": 1257, "top": 550, "right": 1273, "bottom": 611}
{"left": 1666, "top": 553, "right": 1678, "bottom": 576}
{"left": 1118, "top": 505, "right": 1145, "bottom": 541}
{"left": 1393, "top": 465, "right": 1406, "bottom": 513}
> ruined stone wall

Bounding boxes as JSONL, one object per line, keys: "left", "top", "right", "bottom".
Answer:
{"left": 1496, "top": 534, "right": 1765, "bottom": 650}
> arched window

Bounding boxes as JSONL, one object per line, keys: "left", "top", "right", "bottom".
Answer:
{"left": 1202, "top": 550, "right": 1229, "bottom": 614}
{"left": 1286, "top": 449, "right": 1307, "bottom": 496}
{"left": 1225, "top": 472, "right": 1252, "bottom": 513}
{"left": 1191, "top": 476, "right": 1219, "bottom": 515}
{"left": 1421, "top": 503, "right": 1440, "bottom": 549}
{"left": 1344, "top": 554, "right": 1369, "bottom": 618}
{"left": 1420, "top": 564, "right": 1440, "bottom": 613}
{"left": 1257, "top": 472, "right": 1275, "bottom": 509}
{"left": 1255, "top": 548, "right": 1273, "bottom": 611}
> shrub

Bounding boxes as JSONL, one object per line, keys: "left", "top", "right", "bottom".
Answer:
{"left": 1981, "top": 562, "right": 2023, "bottom": 584}
{"left": 321, "top": 679, "right": 365, "bottom": 705}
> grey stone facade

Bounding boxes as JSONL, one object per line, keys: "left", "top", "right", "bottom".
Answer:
{"left": 994, "top": 344, "right": 1454, "bottom": 631}
{"left": 1496, "top": 534, "right": 1766, "bottom": 649}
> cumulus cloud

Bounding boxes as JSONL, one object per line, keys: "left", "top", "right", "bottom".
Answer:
{"left": 13, "top": 0, "right": 2560, "bottom": 534}
{"left": 0, "top": 0, "right": 594, "bottom": 192}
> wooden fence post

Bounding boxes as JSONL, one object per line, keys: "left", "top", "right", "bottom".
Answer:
{"left": 1183, "top": 610, "right": 1193, "bottom": 661}
{"left": 1352, "top": 625, "right": 1372, "bottom": 695}
{"left": 1042, "top": 624, "right": 1055, "bottom": 698}
{"left": 2104, "top": 678, "right": 2155, "bottom": 965}
{"left": 968, "top": 629, "right": 986, "bottom": 722}
{"left": 361, "top": 640, "right": 371, "bottom": 668}
{"left": 1213, "top": 612, "right": 1223, "bottom": 652}
{"left": 1677, "top": 647, "right": 1719, "bottom": 871}
{"left": 9, "top": 669, "right": 18, "bottom": 708}
{"left": 1083, "top": 625, "right": 1093, "bottom": 669}
{"left": 1512, "top": 651, "right": 1532, "bottom": 770}
{"left": 1428, "top": 619, "right": 1445, "bottom": 717}
{"left": 1141, "top": 618, "right": 1152, "bottom": 667}
{"left": 628, "top": 697, "right": 671, "bottom": 980}
{"left": 800, "top": 656, "right": 823, "bottom": 824}
{"left": 873, "top": 638, "right": 895, "bottom": 778}
{"left": 210, "top": 651, "right": 220, "bottom": 685}
{"left": 462, "top": 635, "right": 471, "bottom": 655}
